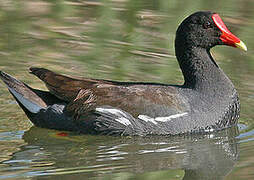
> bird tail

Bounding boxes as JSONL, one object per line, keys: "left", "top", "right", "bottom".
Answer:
{"left": 0, "top": 71, "right": 47, "bottom": 115}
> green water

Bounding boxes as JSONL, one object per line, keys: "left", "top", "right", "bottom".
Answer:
{"left": 0, "top": 0, "right": 253, "bottom": 179}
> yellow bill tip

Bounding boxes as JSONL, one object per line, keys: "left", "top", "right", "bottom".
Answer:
{"left": 235, "top": 40, "right": 247, "bottom": 52}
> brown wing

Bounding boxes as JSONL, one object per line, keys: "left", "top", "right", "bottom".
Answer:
{"left": 30, "top": 67, "right": 184, "bottom": 118}
{"left": 29, "top": 67, "right": 114, "bottom": 101}
{"left": 64, "top": 89, "right": 97, "bottom": 119}
{"left": 92, "top": 85, "right": 184, "bottom": 117}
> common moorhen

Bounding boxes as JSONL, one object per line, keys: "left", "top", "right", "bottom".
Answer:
{"left": 0, "top": 11, "right": 247, "bottom": 136}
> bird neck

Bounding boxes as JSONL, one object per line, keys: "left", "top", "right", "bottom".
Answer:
{"left": 175, "top": 43, "right": 234, "bottom": 93}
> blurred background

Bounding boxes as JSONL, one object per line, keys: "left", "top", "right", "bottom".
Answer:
{"left": 0, "top": 0, "right": 253, "bottom": 179}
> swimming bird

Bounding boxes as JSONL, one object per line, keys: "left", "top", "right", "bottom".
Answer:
{"left": 0, "top": 11, "right": 247, "bottom": 136}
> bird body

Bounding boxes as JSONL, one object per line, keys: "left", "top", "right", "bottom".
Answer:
{"left": 0, "top": 11, "right": 246, "bottom": 136}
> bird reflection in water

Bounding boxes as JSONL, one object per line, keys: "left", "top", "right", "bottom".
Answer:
{"left": 2, "top": 126, "right": 239, "bottom": 180}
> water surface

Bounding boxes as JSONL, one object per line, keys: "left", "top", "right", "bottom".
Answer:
{"left": 0, "top": 0, "right": 254, "bottom": 179}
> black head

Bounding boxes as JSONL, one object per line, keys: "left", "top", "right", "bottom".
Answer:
{"left": 175, "top": 11, "right": 247, "bottom": 51}
{"left": 174, "top": 11, "right": 247, "bottom": 88}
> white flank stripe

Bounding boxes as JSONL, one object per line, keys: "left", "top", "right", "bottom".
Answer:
{"left": 138, "top": 115, "right": 158, "bottom": 125}
{"left": 95, "top": 108, "right": 131, "bottom": 126}
{"left": 115, "top": 117, "right": 131, "bottom": 126}
{"left": 8, "top": 88, "right": 43, "bottom": 113}
{"left": 96, "top": 108, "right": 126, "bottom": 116}
{"left": 204, "top": 128, "right": 215, "bottom": 133}
{"left": 138, "top": 112, "right": 188, "bottom": 124}
{"left": 155, "top": 112, "right": 188, "bottom": 122}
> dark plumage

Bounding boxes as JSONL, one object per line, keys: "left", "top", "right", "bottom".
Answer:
{"left": 0, "top": 11, "right": 247, "bottom": 136}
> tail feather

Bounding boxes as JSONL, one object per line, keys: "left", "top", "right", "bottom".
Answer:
{"left": 29, "top": 67, "right": 53, "bottom": 81}
{"left": 0, "top": 71, "right": 47, "bottom": 113}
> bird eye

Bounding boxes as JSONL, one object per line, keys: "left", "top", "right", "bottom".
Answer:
{"left": 203, "top": 21, "right": 212, "bottom": 29}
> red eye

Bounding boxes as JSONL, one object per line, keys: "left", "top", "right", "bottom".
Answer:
{"left": 203, "top": 21, "right": 211, "bottom": 29}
